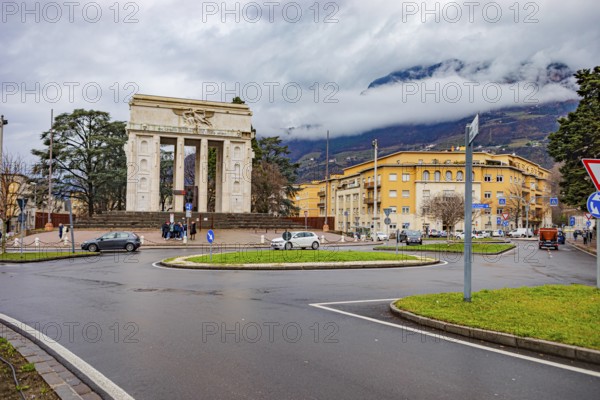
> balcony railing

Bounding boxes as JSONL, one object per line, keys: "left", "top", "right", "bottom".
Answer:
{"left": 363, "top": 198, "right": 381, "bottom": 205}
{"left": 363, "top": 182, "right": 381, "bottom": 189}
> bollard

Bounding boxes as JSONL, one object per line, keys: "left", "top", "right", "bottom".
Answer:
{"left": 321, "top": 235, "right": 325, "bottom": 242}
{"left": 35, "top": 237, "right": 40, "bottom": 247}
{"left": 354, "top": 235, "right": 358, "bottom": 242}
{"left": 341, "top": 234, "right": 345, "bottom": 243}
{"left": 13, "top": 238, "right": 20, "bottom": 247}
{"left": 140, "top": 235, "right": 145, "bottom": 244}
{"left": 183, "top": 234, "right": 187, "bottom": 244}
{"left": 261, "top": 235, "right": 265, "bottom": 244}
{"left": 64, "top": 236, "right": 68, "bottom": 246}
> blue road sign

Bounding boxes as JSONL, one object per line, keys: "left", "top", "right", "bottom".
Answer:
{"left": 503, "top": 221, "right": 509, "bottom": 227}
{"left": 587, "top": 221, "right": 592, "bottom": 227}
{"left": 206, "top": 229, "right": 215, "bottom": 243}
{"left": 185, "top": 203, "right": 193, "bottom": 211}
{"left": 549, "top": 197, "right": 559, "bottom": 207}
{"left": 587, "top": 192, "right": 600, "bottom": 218}
{"left": 472, "top": 203, "right": 490, "bottom": 209}
{"left": 496, "top": 217, "right": 502, "bottom": 225}
{"left": 498, "top": 198, "right": 506, "bottom": 206}
{"left": 570, "top": 216, "right": 576, "bottom": 226}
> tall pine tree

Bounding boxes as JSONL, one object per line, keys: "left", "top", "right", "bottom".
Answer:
{"left": 548, "top": 66, "right": 600, "bottom": 210}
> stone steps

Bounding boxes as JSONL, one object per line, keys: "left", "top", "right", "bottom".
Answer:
{"left": 75, "top": 211, "right": 304, "bottom": 230}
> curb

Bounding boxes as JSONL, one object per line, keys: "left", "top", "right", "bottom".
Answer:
{"left": 389, "top": 302, "right": 600, "bottom": 365}
{"left": 373, "top": 244, "right": 516, "bottom": 255}
{"left": 160, "top": 258, "right": 441, "bottom": 270}
{"left": 0, "top": 321, "right": 102, "bottom": 400}
{"left": 0, "top": 254, "right": 98, "bottom": 264}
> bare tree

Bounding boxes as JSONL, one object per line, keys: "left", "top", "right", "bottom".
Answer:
{"left": 421, "top": 192, "right": 465, "bottom": 239}
{"left": 0, "top": 154, "right": 29, "bottom": 253}
{"left": 506, "top": 183, "right": 526, "bottom": 227}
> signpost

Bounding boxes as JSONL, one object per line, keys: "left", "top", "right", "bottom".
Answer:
{"left": 206, "top": 229, "right": 214, "bottom": 261}
{"left": 496, "top": 217, "right": 502, "bottom": 225}
{"left": 17, "top": 198, "right": 27, "bottom": 255}
{"left": 502, "top": 213, "right": 509, "bottom": 221}
{"left": 583, "top": 158, "right": 600, "bottom": 289}
{"left": 585, "top": 213, "right": 592, "bottom": 220}
{"left": 570, "top": 216, "right": 576, "bottom": 227}
{"left": 472, "top": 203, "right": 490, "bottom": 209}
{"left": 464, "top": 114, "right": 479, "bottom": 302}
{"left": 549, "top": 197, "right": 559, "bottom": 207}
{"left": 498, "top": 198, "right": 506, "bottom": 206}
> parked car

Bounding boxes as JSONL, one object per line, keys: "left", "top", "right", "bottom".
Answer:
{"left": 455, "top": 231, "right": 476, "bottom": 240}
{"left": 375, "top": 232, "right": 389, "bottom": 241}
{"left": 81, "top": 231, "right": 141, "bottom": 252}
{"left": 491, "top": 230, "right": 505, "bottom": 237}
{"left": 428, "top": 229, "right": 440, "bottom": 237}
{"left": 439, "top": 230, "right": 448, "bottom": 238}
{"left": 399, "top": 230, "right": 423, "bottom": 245}
{"left": 271, "top": 231, "right": 320, "bottom": 250}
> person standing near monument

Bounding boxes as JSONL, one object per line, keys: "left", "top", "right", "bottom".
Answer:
{"left": 58, "top": 223, "right": 64, "bottom": 239}
{"left": 190, "top": 221, "right": 197, "bottom": 240}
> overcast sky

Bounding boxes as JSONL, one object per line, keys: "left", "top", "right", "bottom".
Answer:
{"left": 2, "top": 0, "right": 598, "bottom": 165}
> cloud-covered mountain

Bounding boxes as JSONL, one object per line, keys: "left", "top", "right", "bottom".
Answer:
{"left": 366, "top": 59, "right": 576, "bottom": 91}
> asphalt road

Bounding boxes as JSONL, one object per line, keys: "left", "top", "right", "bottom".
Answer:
{"left": 0, "top": 241, "right": 599, "bottom": 399}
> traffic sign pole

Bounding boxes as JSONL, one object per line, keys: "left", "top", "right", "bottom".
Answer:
{"left": 464, "top": 117, "right": 478, "bottom": 303}
{"left": 597, "top": 218, "right": 600, "bottom": 289}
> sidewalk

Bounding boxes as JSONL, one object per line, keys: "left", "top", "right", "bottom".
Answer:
{"left": 568, "top": 238, "right": 597, "bottom": 255}
{"left": 12, "top": 228, "right": 373, "bottom": 249}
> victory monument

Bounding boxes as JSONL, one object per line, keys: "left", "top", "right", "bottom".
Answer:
{"left": 124, "top": 94, "right": 254, "bottom": 213}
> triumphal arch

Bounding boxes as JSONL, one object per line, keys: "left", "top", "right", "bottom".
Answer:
{"left": 125, "top": 94, "right": 254, "bottom": 213}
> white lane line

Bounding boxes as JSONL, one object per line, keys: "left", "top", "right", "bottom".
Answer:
{"left": 0, "top": 313, "right": 135, "bottom": 400}
{"left": 309, "top": 300, "right": 600, "bottom": 378}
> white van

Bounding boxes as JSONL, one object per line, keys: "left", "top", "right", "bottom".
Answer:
{"left": 508, "top": 228, "right": 533, "bottom": 238}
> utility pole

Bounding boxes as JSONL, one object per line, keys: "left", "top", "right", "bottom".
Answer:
{"left": 323, "top": 130, "right": 330, "bottom": 231}
{"left": 46, "top": 110, "right": 54, "bottom": 230}
{"left": 464, "top": 114, "right": 479, "bottom": 302}
{"left": 372, "top": 138, "right": 378, "bottom": 240}
{"left": 0, "top": 115, "right": 7, "bottom": 250}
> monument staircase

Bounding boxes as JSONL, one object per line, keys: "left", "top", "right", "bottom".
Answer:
{"left": 75, "top": 211, "right": 305, "bottom": 230}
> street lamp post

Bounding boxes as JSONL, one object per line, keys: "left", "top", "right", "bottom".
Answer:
{"left": 372, "top": 138, "right": 378, "bottom": 240}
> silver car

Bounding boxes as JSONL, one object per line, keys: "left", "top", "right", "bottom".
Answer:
{"left": 271, "top": 231, "right": 320, "bottom": 250}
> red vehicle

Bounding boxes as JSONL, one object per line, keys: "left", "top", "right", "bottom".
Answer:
{"left": 538, "top": 228, "right": 559, "bottom": 250}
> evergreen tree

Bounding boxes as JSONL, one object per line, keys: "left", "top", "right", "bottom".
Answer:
{"left": 548, "top": 66, "right": 600, "bottom": 209}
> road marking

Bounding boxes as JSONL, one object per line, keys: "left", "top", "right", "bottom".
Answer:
{"left": 0, "top": 313, "right": 135, "bottom": 400}
{"left": 309, "top": 300, "right": 600, "bottom": 378}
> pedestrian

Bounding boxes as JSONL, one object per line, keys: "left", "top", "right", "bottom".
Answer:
{"left": 583, "top": 232, "right": 588, "bottom": 245}
{"left": 173, "top": 222, "right": 181, "bottom": 240}
{"left": 161, "top": 221, "right": 169, "bottom": 240}
{"left": 574, "top": 231, "right": 578, "bottom": 241}
{"left": 58, "top": 223, "right": 64, "bottom": 239}
{"left": 190, "top": 221, "right": 197, "bottom": 240}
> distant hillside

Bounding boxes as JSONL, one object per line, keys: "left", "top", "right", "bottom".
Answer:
{"left": 286, "top": 100, "right": 577, "bottom": 183}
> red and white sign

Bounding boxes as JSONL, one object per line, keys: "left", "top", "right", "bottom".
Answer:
{"left": 582, "top": 159, "right": 600, "bottom": 191}
{"left": 502, "top": 213, "right": 510, "bottom": 221}
{"left": 585, "top": 213, "right": 593, "bottom": 220}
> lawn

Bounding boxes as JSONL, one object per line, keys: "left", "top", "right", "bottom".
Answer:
{"left": 395, "top": 284, "right": 600, "bottom": 350}
{"left": 184, "top": 250, "right": 421, "bottom": 264}
{"left": 375, "top": 243, "right": 514, "bottom": 254}
{"left": 0, "top": 252, "right": 92, "bottom": 262}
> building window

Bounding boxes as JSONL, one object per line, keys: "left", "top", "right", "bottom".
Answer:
{"left": 443, "top": 190, "right": 454, "bottom": 197}
{"left": 484, "top": 208, "right": 491, "bottom": 215}
{"left": 402, "top": 190, "right": 410, "bottom": 198}
{"left": 484, "top": 174, "right": 492, "bottom": 182}
{"left": 496, "top": 191, "right": 504, "bottom": 198}
{"left": 456, "top": 171, "right": 464, "bottom": 181}
{"left": 389, "top": 190, "right": 397, "bottom": 198}
{"left": 402, "top": 206, "right": 410, "bottom": 214}
{"left": 389, "top": 173, "right": 397, "bottom": 182}
{"left": 402, "top": 173, "right": 410, "bottom": 182}
{"left": 445, "top": 171, "right": 453, "bottom": 181}
{"left": 484, "top": 191, "right": 492, "bottom": 199}
{"left": 434, "top": 171, "right": 441, "bottom": 182}
{"left": 422, "top": 170, "right": 430, "bottom": 181}
{"left": 497, "top": 175, "right": 504, "bottom": 182}
{"left": 510, "top": 176, "right": 513, "bottom": 183}
{"left": 423, "top": 190, "right": 430, "bottom": 198}
{"left": 497, "top": 208, "right": 504, "bottom": 215}
{"left": 390, "top": 206, "right": 397, "bottom": 213}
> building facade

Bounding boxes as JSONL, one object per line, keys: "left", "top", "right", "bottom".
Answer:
{"left": 125, "top": 94, "right": 254, "bottom": 213}
{"left": 294, "top": 150, "right": 554, "bottom": 234}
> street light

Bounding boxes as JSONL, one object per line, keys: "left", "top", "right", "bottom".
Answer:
{"left": 372, "top": 138, "right": 378, "bottom": 240}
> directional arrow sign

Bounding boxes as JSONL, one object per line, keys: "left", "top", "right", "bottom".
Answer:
{"left": 587, "top": 192, "right": 600, "bottom": 218}
{"left": 206, "top": 229, "right": 215, "bottom": 243}
{"left": 582, "top": 159, "right": 600, "bottom": 191}
{"left": 468, "top": 114, "right": 479, "bottom": 145}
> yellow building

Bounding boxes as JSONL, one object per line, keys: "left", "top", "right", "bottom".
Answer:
{"left": 294, "top": 150, "right": 553, "bottom": 234}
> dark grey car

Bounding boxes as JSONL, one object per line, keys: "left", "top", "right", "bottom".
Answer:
{"left": 81, "top": 231, "right": 141, "bottom": 252}
{"left": 399, "top": 230, "right": 423, "bottom": 245}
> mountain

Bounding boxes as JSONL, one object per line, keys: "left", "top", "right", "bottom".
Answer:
{"left": 283, "top": 59, "right": 578, "bottom": 183}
